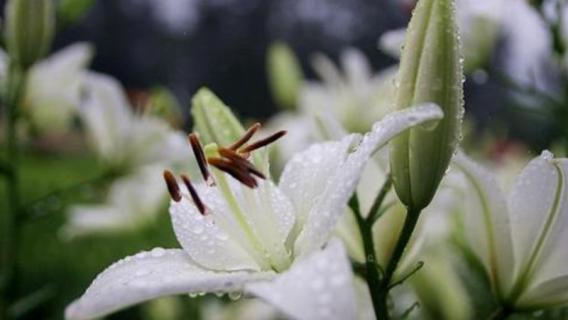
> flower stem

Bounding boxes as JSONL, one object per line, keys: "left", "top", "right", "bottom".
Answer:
{"left": 349, "top": 195, "right": 383, "bottom": 320}
{"left": 1, "top": 62, "right": 27, "bottom": 318}
{"left": 376, "top": 206, "right": 421, "bottom": 319}
{"left": 486, "top": 305, "right": 513, "bottom": 320}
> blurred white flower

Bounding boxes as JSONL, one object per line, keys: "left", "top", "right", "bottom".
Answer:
{"left": 266, "top": 48, "right": 396, "bottom": 171}
{"left": 12, "top": 43, "right": 93, "bottom": 134}
{"left": 301, "top": 48, "right": 396, "bottom": 133}
{"left": 62, "top": 165, "right": 166, "bottom": 238}
{"left": 78, "top": 72, "right": 189, "bottom": 170}
{"left": 501, "top": 0, "right": 557, "bottom": 94}
{"left": 453, "top": 151, "right": 568, "bottom": 309}
{"left": 65, "top": 104, "right": 443, "bottom": 320}
{"left": 63, "top": 72, "right": 192, "bottom": 237}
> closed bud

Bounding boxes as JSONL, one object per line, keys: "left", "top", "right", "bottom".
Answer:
{"left": 389, "top": 0, "right": 464, "bottom": 211}
{"left": 266, "top": 41, "right": 303, "bottom": 110}
{"left": 5, "top": 0, "right": 55, "bottom": 69}
{"left": 190, "top": 87, "right": 245, "bottom": 147}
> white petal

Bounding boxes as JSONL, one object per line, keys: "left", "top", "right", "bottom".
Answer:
{"left": 127, "top": 117, "right": 188, "bottom": 167}
{"left": 293, "top": 104, "right": 444, "bottom": 256}
{"left": 378, "top": 29, "right": 405, "bottom": 58}
{"left": 341, "top": 48, "right": 373, "bottom": 87}
{"left": 519, "top": 274, "right": 568, "bottom": 308}
{"left": 63, "top": 166, "right": 166, "bottom": 237}
{"left": 501, "top": 0, "right": 555, "bottom": 94}
{"left": 279, "top": 134, "right": 357, "bottom": 239}
{"left": 170, "top": 185, "right": 262, "bottom": 271}
{"left": 25, "top": 43, "right": 94, "bottom": 133}
{"left": 247, "top": 239, "right": 357, "bottom": 320}
{"left": 508, "top": 152, "right": 568, "bottom": 294}
{"left": 453, "top": 152, "right": 514, "bottom": 294}
{"left": 65, "top": 249, "right": 273, "bottom": 320}
{"left": 310, "top": 52, "right": 343, "bottom": 87}
{"left": 79, "top": 72, "right": 133, "bottom": 163}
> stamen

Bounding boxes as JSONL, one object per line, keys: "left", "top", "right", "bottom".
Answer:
{"left": 188, "top": 133, "right": 215, "bottom": 186}
{"left": 208, "top": 157, "right": 258, "bottom": 188}
{"left": 240, "top": 130, "right": 287, "bottom": 153}
{"left": 163, "top": 170, "right": 182, "bottom": 202}
{"left": 181, "top": 174, "right": 208, "bottom": 215}
{"left": 218, "top": 148, "right": 266, "bottom": 180}
{"left": 228, "top": 122, "right": 261, "bottom": 151}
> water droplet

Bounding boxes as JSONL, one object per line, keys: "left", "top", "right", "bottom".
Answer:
{"left": 150, "top": 247, "right": 166, "bottom": 258}
{"left": 228, "top": 291, "right": 242, "bottom": 301}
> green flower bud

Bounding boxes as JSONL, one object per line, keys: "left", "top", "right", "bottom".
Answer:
{"left": 190, "top": 88, "right": 268, "bottom": 173}
{"left": 389, "top": 0, "right": 464, "bottom": 211}
{"left": 5, "top": 0, "right": 55, "bottom": 69}
{"left": 266, "top": 41, "right": 303, "bottom": 110}
{"left": 190, "top": 87, "right": 245, "bottom": 147}
{"left": 57, "top": 0, "right": 95, "bottom": 27}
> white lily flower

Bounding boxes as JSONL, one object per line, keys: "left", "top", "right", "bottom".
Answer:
{"left": 453, "top": 150, "right": 568, "bottom": 309}
{"left": 265, "top": 49, "right": 396, "bottom": 170}
{"left": 0, "top": 43, "right": 93, "bottom": 133}
{"left": 501, "top": 0, "right": 557, "bottom": 94}
{"left": 65, "top": 104, "right": 443, "bottom": 320}
{"left": 301, "top": 48, "right": 397, "bottom": 133}
{"left": 79, "top": 72, "right": 189, "bottom": 170}
{"left": 63, "top": 72, "right": 192, "bottom": 237}
{"left": 62, "top": 165, "right": 166, "bottom": 238}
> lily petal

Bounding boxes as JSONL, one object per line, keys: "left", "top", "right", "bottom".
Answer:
{"left": 25, "top": 43, "right": 93, "bottom": 133}
{"left": 453, "top": 152, "right": 514, "bottom": 295}
{"left": 519, "top": 274, "right": 568, "bottom": 309}
{"left": 279, "top": 134, "right": 358, "bottom": 242}
{"left": 293, "top": 104, "right": 443, "bottom": 256}
{"left": 79, "top": 72, "right": 132, "bottom": 163}
{"left": 63, "top": 166, "right": 166, "bottom": 238}
{"left": 247, "top": 239, "right": 357, "bottom": 320}
{"left": 508, "top": 152, "right": 568, "bottom": 298}
{"left": 170, "top": 186, "right": 263, "bottom": 271}
{"left": 65, "top": 249, "right": 273, "bottom": 320}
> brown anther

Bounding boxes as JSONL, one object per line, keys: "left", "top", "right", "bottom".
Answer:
{"left": 208, "top": 157, "right": 258, "bottom": 188}
{"left": 240, "top": 130, "right": 287, "bottom": 153}
{"left": 218, "top": 148, "right": 266, "bottom": 180}
{"left": 188, "top": 133, "right": 214, "bottom": 186}
{"left": 181, "top": 174, "right": 208, "bottom": 215}
{"left": 228, "top": 122, "right": 262, "bottom": 151}
{"left": 163, "top": 170, "right": 182, "bottom": 202}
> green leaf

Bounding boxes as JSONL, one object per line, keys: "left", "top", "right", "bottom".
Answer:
{"left": 57, "top": 0, "right": 96, "bottom": 27}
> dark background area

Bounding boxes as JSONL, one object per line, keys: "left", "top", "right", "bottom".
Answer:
{"left": 55, "top": 0, "right": 407, "bottom": 119}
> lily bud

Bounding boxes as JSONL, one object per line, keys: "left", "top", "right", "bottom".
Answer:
{"left": 190, "top": 87, "right": 245, "bottom": 146}
{"left": 5, "top": 0, "right": 55, "bottom": 69}
{"left": 266, "top": 41, "right": 303, "bottom": 110}
{"left": 389, "top": 0, "right": 464, "bottom": 211}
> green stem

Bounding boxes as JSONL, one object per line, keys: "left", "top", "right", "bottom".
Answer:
{"left": 22, "top": 170, "right": 115, "bottom": 221}
{"left": 1, "top": 62, "right": 26, "bottom": 318}
{"left": 486, "top": 305, "right": 513, "bottom": 320}
{"left": 366, "top": 174, "right": 392, "bottom": 225}
{"left": 350, "top": 196, "right": 383, "bottom": 320}
{"left": 376, "top": 206, "right": 421, "bottom": 319}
